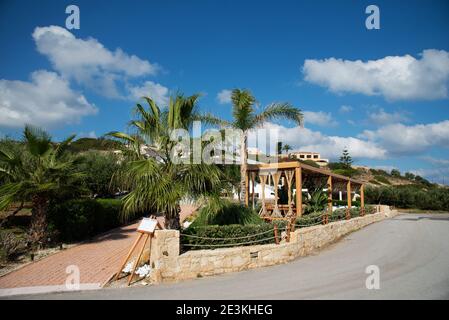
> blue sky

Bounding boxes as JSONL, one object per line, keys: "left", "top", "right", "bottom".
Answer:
{"left": 1, "top": 0, "right": 449, "bottom": 183}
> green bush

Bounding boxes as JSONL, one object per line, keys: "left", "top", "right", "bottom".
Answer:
{"left": 295, "top": 212, "right": 325, "bottom": 227}
{"left": 191, "top": 200, "right": 262, "bottom": 227}
{"left": 365, "top": 185, "right": 449, "bottom": 211}
{"left": 48, "top": 198, "right": 136, "bottom": 242}
{"left": 181, "top": 223, "right": 276, "bottom": 251}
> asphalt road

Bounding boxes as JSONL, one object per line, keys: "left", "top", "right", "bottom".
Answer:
{"left": 7, "top": 213, "right": 449, "bottom": 300}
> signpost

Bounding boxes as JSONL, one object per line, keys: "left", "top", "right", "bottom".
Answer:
{"left": 114, "top": 216, "right": 163, "bottom": 286}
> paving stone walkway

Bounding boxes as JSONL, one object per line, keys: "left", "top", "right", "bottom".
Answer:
{"left": 0, "top": 205, "right": 196, "bottom": 296}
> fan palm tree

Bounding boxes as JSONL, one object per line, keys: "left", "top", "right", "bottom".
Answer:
{"left": 283, "top": 144, "right": 292, "bottom": 155}
{"left": 205, "top": 89, "right": 303, "bottom": 203}
{"left": 0, "top": 126, "right": 85, "bottom": 247}
{"left": 108, "top": 94, "right": 223, "bottom": 229}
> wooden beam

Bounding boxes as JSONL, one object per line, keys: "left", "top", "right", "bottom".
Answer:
{"left": 347, "top": 181, "right": 352, "bottom": 208}
{"left": 360, "top": 184, "right": 365, "bottom": 216}
{"left": 295, "top": 167, "right": 302, "bottom": 217}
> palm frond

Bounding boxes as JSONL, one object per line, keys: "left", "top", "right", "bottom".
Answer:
{"left": 23, "top": 125, "right": 52, "bottom": 156}
{"left": 253, "top": 103, "right": 303, "bottom": 127}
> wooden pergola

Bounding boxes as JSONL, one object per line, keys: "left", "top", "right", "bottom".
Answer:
{"left": 246, "top": 161, "right": 365, "bottom": 221}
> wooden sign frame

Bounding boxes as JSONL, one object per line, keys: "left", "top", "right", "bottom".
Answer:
{"left": 114, "top": 215, "right": 163, "bottom": 285}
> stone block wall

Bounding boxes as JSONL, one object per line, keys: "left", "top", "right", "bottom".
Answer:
{"left": 147, "top": 206, "right": 397, "bottom": 283}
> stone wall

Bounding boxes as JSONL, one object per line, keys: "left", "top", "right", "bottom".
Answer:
{"left": 147, "top": 206, "right": 398, "bottom": 283}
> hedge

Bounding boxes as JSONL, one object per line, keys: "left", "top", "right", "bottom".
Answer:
{"left": 180, "top": 224, "right": 277, "bottom": 251}
{"left": 365, "top": 185, "right": 449, "bottom": 211}
{"left": 48, "top": 198, "right": 141, "bottom": 242}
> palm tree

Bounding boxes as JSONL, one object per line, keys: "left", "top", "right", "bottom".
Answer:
{"left": 207, "top": 89, "right": 303, "bottom": 203}
{"left": 0, "top": 126, "right": 85, "bottom": 247}
{"left": 108, "top": 94, "right": 223, "bottom": 229}
{"left": 283, "top": 144, "right": 292, "bottom": 155}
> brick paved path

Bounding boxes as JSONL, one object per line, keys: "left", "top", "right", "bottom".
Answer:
{"left": 0, "top": 205, "right": 196, "bottom": 294}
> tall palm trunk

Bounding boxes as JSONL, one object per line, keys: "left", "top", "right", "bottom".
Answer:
{"left": 29, "top": 195, "right": 49, "bottom": 248}
{"left": 165, "top": 204, "right": 181, "bottom": 230}
{"left": 240, "top": 132, "right": 248, "bottom": 205}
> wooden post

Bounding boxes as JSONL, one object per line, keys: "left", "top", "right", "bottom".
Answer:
{"left": 286, "top": 221, "right": 291, "bottom": 242}
{"left": 260, "top": 173, "right": 267, "bottom": 217}
{"left": 272, "top": 172, "right": 282, "bottom": 217}
{"left": 114, "top": 233, "right": 143, "bottom": 281}
{"left": 295, "top": 167, "right": 302, "bottom": 217}
{"left": 274, "top": 225, "right": 279, "bottom": 244}
{"left": 360, "top": 184, "right": 365, "bottom": 216}
{"left": 127, "top": 233, "right": 150, "bottom": 285}
{"left": 326, "top": 175, "right": 332, "bottom": 224}
{"left": 346, "top": 181, "right": 351, "bottom": 220}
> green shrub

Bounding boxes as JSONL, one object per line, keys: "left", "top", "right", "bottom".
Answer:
{"left": 181, "top": 223, "right": 276, "bottom": 251}
{"left": 48, "top": 198, "right": 137, "bottom": 242}
{"left": 295, "top": 212, "right": 325, "bottom": 227}
{"left": 333, "top": 168, "right": 358, "bottom": 177}
{"left": 0, "top": 230, "right": 26, "bottom": 261}
{"left": 191, "top": 200, "right": 262, "bottom": 227}
{"left": 365, "top": 185, "right": 449, "bottom": 211}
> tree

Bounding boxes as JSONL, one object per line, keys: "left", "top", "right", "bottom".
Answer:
{"left": 339, "top": 148, "right": 353, "bottom": 168}
{"left": 75, "top": 151, "right": 121, "bottom": 198}
{"left": 108, "top": 94, "right": 223, "bottom": 229}
{"left": 0, "top": 126, "right": 85, "bottom": 247}
{"left": 282, "top": 144, "right": 292, "bottom": 154}
{"left": 391, "top": 169, "right": 401, "bottom": 178}
{"left": 205, "top": 89, "right": 303, "bottom": 203}
{"left": 405, "top": 172, "right": 415, "bottom": 180}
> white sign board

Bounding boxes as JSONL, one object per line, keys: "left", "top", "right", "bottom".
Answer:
{"left": 137, "top": 218, "right": 158, "bottom": 234}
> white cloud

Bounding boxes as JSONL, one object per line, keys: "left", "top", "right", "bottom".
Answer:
{"left": 339, "top": 105, "right": 353, "bottom": 113}
{"left": 127, "top": 81, "right": 170, "bottom": 106}
{"left": 0, "top": 70, "right": 97, "bottom": 128}
{"left": 421, "top": 156, "right": 449, "bottom": 166}
{"left": 303, "top": 111, "right": 337, "bottom": 127}
{"left": 217, "top": 89, "right": 232, "bottom": 104}
{"left": 254, "top": 122, "right": 386, "bottom": 160}
{"left": 33, "top": 26, "right": 159, "bottom": 98}
{"left": 361, "top": 120, "right": 449, "bottom": 155}
{"left": 303, "top": 49, "right": 449, "bottom": 100}
{"left": 367, "top": 108, "right": 409, "bottom": 125}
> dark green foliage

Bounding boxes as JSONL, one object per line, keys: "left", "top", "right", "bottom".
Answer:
{"left": 304, "top": 188, "right": 328, "bottom": 214}
{"left": 48, "top": 198, "right": 140, "bottom": 242}
{"left": 67, "top": 138, "right": 122, "bottom": 153}
{"left": 365, "top": 185, "right": 449, "bottom": 211}
{"left": 370, "top": 168, "right": 389, "bottom": 176}
{"left": 404, "top": 172, "right": 416, "bottom": 180}
{"left": 333, "top": 168, "right": 358, "bottom": 177}
{"left": 181, "top": 223, "right": 276, "bottom": 251}
{"left": 390, "top": 169, "right": 401, "bottom": 177}
{"left": 300, "top": 160, "right": 321, "bottom": 168}
{"left": 414, "top": 175, "right": 433, "bottom": 187}
{"left": 191, "top": 200, "right": 262, "bottom": 227}
{"left": 75, "top": 151, "right": 121, "bottom": 197}
{"left": 339, "top": 148, "right": 353, "bottom": 168}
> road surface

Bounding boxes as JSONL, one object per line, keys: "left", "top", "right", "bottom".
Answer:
{"left": 5, "top": 213, "right": 449, "bottom": 299}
